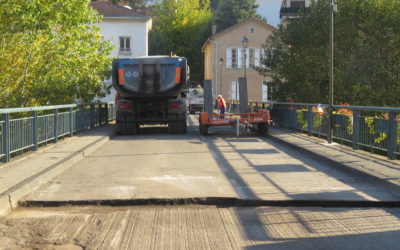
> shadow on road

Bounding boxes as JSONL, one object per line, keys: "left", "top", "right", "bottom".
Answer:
{"left": 197, "top": 118, "right": 400, "bottom": 244}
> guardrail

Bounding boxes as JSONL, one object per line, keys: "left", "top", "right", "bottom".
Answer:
{"left": 227, "top": 101, "right": 399, "bottom": 160}
{"left": 0, "top": 103, "right": 116, "bottom": 163}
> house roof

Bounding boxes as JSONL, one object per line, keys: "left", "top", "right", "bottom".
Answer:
{"left": 213, "top": 18, "right": 276, "bottom": 40}
{"left": 90, "top": 1, "right": 150, "bottom": 20}
{"left": 202, "top": 18, "right": 276, "bottom": 50}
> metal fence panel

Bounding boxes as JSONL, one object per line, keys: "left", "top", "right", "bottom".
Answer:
{"left": 38, "top": 114, "right": 55, "bottom": 144}
{"left": 9, "top": 117, "right": 34, "bottom": 153}
{"left": 0, "top": 103, "right": 115, "bottom": 163}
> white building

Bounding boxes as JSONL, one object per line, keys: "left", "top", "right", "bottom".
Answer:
{"left": 280, "top": 0, "right": 311, "bottom": 25}
{"left": 90, "top": 1, "right": 152, "bottom": 102}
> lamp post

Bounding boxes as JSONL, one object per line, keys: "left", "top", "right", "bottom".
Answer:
{"left": 241, "top": 35, "right": 249, "bottom": 79}
{"left": 219, "top": 57, "right": 224, "bottom": 96}
{"left": 327, "top": 0, "right": 336, "bottom": 144}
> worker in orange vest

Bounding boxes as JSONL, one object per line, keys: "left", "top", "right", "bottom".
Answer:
{"left": 218, "top": 94, "right": 226, "bottom": 118}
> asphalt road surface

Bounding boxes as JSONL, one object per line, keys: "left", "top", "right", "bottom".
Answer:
{"left": 1, "top": 115, "right": 400, "bottom": 249}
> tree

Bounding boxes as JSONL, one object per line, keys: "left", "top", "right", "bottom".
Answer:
{"left": 214, "top": 0, "right": 259, "bottom": 32}
{"left": 257, "top": 0, "right": 400, "bottom": 107}
{"left": 0, "top": 0, "right": 113, "bottom": 107}
{"left": 149, "top": 0, "right": 213, "bottom": 82}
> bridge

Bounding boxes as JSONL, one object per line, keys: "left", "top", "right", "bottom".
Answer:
{"left": 1, "top": 103, "right": 400, "bottom": 249}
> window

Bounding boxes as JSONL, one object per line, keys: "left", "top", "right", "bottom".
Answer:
{"left": 250, "top": 27, "right": 255, "bottom": 34}
{"left": 226, "top": 48, "right": 261, "bottom": 69}
{"left": 249, "top": 48, "right": 255, "bottom": 67}
{"left": 231, "top": 48, "right": 237, "bottom": 68}
{"left": 119, "top": 37, "right": 131, "bottom": 53}
{"left": 291, "top": 1, "right": 305, "bottom": 8}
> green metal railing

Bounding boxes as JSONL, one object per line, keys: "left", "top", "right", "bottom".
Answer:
{"left": 265, "top": 102, "right": 400, "bottom": 160}
{"left": 0, "top": 103, "right": 116, "bottom": 163}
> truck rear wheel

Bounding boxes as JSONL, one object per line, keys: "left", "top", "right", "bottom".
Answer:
{"left": 177, "top": 119, "right": 187, "bottom": 134}
{"left": 168, "top": 122, "right": 178, "bottom": 134}
{"left": 126, "top": 122, "right": 139, "bottom": 135}
{"left": 116, "top": 122, "right": 125, "bottom": 135}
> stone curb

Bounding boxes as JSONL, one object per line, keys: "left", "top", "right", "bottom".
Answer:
{"left": 0, "top": 127, "right": 114, "bottom": 216}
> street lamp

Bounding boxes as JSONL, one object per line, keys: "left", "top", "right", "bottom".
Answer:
{"left": 327, "top": 0, "right": 337, "bottom": 144}
{"left": 241, "top": 35, "right": 249, "bottom": 78}
{"left": 219, "top": 57, "right": 224, "bottom": 96}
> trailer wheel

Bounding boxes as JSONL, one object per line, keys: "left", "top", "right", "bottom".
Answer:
{"left": 257, "top": 123, "right": 268, "bottom": 136}
{"left": 199, "top": 124, "right": 208, "bottom": 135}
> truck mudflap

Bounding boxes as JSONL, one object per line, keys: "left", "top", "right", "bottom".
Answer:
{"left": 116, "top": 98, "right": 187, "bottom": 135}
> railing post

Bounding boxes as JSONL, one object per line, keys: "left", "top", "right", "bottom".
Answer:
{"left": 307, "top": 106, "right": 313, "bottom": 136}
{"left": 78, "top": 105, "right": 85, "bottom": 131}
{"left": 105, "top": 103, "right": 109, "bottom": 125}
{"left": 387, "top": 111, "right": 397, "bottom": 160}
{"left": 2, "top": 113, "right": 10, "bottom": 163}
{"left": 69, "top": 107, "right": 74, "bottom": 137}
{"left": 54, "top": 109, "right": 58, "bottom": 143}
{"left": 90, "top": 104, "right": 95, "bottom": 129}
{"left": 32, "top": 111, "right": 38, "bottom": 151}
{"left": 352, "top": 110, "right": 360, "bottom": 150}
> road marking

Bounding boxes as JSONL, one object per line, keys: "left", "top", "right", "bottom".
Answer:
{"left": 231, "top": 179, "right": 247, "bottom": 199}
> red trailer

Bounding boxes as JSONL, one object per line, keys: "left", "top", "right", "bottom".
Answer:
{"left": 198, "top": 109, "right": 270, "bottom": 136}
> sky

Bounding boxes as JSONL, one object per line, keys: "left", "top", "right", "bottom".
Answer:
{"left": 256, "top": 0, "right": 282, "bottom": 27}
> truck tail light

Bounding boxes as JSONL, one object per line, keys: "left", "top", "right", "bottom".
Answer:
{"left": 119, "top": 103, "right": 132, "bottom": 109}
{"left": 171, "top": 103, "right": 182, "bottom": 108}
{"left": 118, "top": 69, "right": 124, "bottom": 85}
{"left": 175, "top": 67, "right": 181, "bottom": 84}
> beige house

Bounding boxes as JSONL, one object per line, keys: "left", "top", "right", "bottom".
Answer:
{"left": 202, "top": 18, "right": 276, "bottom": 102}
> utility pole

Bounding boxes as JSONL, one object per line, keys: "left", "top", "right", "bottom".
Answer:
{"left": 241, "top": 36, "right": 248, "bottom": 79}
{"left": 327, "top": 0, "right": 335, "bottom": 144}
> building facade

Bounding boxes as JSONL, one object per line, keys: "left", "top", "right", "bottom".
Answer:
{"left": 202, "top": 18, "right": 276, "bottom": 102}
{"left": 280, "top": 0, "right": 311, "bottom": 25}
{"left": 90, "top": 1, "right": 152, "bottom": 102}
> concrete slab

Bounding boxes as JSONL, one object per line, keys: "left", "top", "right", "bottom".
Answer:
{"left": 22, "top": 116, "right": 400, "bottom": 205}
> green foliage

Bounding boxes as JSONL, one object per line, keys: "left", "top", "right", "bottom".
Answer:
{"left": 365, "top": 117, "right": 387, "bottom": 143}
{"left": 296, "top": 109, "right": 308, "bottom": 129}
{"left": 149, "top": 0, "right": 213, "bottom": 82}
{"left": 257, "top": 0, "right": 400, "bottom": 107}
{"left": 0, "top": 0, "right": 113, "bottom": 107}
{"left": 214, "top": 0, "right": 260, "bottom": 32}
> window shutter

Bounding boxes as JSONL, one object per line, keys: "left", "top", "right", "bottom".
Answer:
{"left": 246, "top": 49, "right": 250, "bottom": 68}
{"left": 226, "top": 48, "right": 232, "bottom": 68}
{"left": 254, "top": 49, "right": 260, "bottom": 67}
{"left": 237, "top": 48, "right": 242, "bottom": 69}
{"left": 231, "top": 81, "right": 239, "bottom": 101}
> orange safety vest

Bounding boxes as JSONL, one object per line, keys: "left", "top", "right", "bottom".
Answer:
{"left": 218, "top": 97, "right": 226, "bottom": 108}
